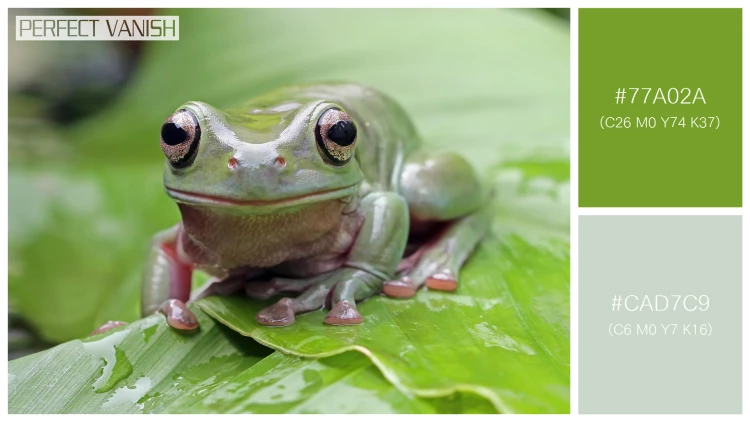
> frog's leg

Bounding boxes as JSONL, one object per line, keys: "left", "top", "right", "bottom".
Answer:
{"left": 324, "top": 268, "right": 386, "bottom": 324}
{"left": 140, "top": 224, "right": 199, "bottom": 331}
{"left": 91, "top": 224, "right": 198, "bottom": 335}
{"left": 383, "top": 204, "right": 491, "bottom": 297}
{"left": 383, "top": 150, "right": 489, "bottom": 297}
{"left": 256, "top": 192, "right": 409, "bottom": 326}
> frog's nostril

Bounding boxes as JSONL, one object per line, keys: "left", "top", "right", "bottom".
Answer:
{"left": 227, "top": 157, "right": 239, "bottom": 170}
{"left": 275, "top": 156, "right": 286, "bottom": 167}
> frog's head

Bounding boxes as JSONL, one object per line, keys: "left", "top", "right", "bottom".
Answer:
{"left": 159, "top": 100, "right": 363, "bottom": 214}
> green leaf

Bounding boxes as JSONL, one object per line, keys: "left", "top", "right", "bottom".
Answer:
{"left": 159, "top": 351, "right": 496, "bottom": 414}
{"left": 9, "top": 307, "right": 496, "bottom": 414}
{"left": 9, "top": 308, "right": 271, "bottom": 413}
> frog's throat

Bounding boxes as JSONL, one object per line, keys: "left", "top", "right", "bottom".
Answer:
{"left": 164, "top": 183, "right": 360, "bottom": 211}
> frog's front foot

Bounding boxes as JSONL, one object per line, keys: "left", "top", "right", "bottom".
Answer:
{"left": 256, "top": 296, "right": 364, "bottom": 327}
{"left": 256, "top": 282, "right": 338, "bottom": 327}
{"left": 158, "top": 299, "right": 199, "bottom": 332}
{"left": 255, "top": 268, "right": 378, "bottom": 327}
{"left": 255, "top": 297, "right": 297, "bottom": 326}
{"left": 323, "top": 300, "right": 363, "bottom": 325}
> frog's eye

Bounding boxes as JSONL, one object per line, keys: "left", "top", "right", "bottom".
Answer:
{"left": 315, "top": 108, "right": 357, "bottom": 165}
{"left": 160, "top": 109, "right": 201, "bottom": 168}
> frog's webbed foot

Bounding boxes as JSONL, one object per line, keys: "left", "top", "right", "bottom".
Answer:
{"left": 323, "top": 269, "right": 383, "bottom": 325}
{"left": 383, "top": 203, "right": 492, "bottom": 298}
{"left": 324, "top": 301, "right": 362, "bottom": 325}
{"left": 384, "top": 266, "right": 459, "bottom": 296}
{"left": 255, "top": 268, "right": 382, "bottom": 327}
{"left": 382, "top": 242, "right": 459, "bottom": 298}
{"left": 255, "top": 297, "right": 297, "bottom": 326}
{"left": 256, "top": 281, "right": 334, "bottom": 326}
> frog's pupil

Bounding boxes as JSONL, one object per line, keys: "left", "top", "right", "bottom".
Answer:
{"left": 162, "top": 122, "right": 188, "bottom": 146}
{"left": 327, "top": 121, "right": 356, "bottom": 146}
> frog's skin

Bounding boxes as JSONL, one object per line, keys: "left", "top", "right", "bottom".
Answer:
{"left": 99, "top": 83, "right": 492, "bottom": 333}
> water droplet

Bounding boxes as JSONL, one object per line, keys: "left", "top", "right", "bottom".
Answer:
{"left": 8, "top": 373, "right": 17, "bottom": 392}
{"left": 83, "top": 329, "right": 134, "bottom": 392}
{"left": 101, "top": 376, "right": 152, "bottom": 411}
{"left": 469, "top": 322, "right": 536, "bottom": 355}
{"left": 141, "top": 319, "right": 159, "bottom": 343}
{"left": 137, "top": 391, "right": 163, "bottom": 413}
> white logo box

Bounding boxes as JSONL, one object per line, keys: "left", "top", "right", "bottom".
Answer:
{"left": 16, "top": 16, "right": 179, "bottom": 41}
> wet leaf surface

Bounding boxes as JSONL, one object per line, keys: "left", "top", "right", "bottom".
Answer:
{"left": 9, "top": 309, "right": 269, "bottom": 413}
{"left": 9, "top": 308, "right": 496, "bottom": 414}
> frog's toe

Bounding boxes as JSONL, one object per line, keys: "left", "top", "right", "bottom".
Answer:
{"left": 90, "top": 321, "right": 128, "bottom": 336}
{"left": 256, "top": 297, "right": 296, "bottom": 326}
{"left": 382, "top": 276, "right": 417, "bottom": 298}
{"left": 324, "top": 301, "right": 363, "bottom": 325}
{"left": 159, "top": 299, "right": 200, "bottom": 332}
{"left": 425, "top": 269, "right": 458, "bottom": 291}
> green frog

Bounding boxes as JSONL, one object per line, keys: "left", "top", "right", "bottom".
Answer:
{"left": 94, "top": 83, "right": 491, "bottom": 334}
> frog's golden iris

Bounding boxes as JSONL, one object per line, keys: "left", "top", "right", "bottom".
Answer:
{"left": 315, "top": 108, "right": 357, "bottom": 165}
{"left": 160, "top": 109, "right": 201, "bottom": 168}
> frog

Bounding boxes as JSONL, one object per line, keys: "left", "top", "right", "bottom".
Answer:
{"left": 93, "top": 83, "right": 492, "bottom": 334}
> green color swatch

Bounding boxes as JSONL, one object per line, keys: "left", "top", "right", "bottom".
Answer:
{"left": 579, "top": 9, "right": 742, "bottom": 207}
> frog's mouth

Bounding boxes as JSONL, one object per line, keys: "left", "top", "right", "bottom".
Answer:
{"left": 164, "top": 183, "right": 360, "bottom": 210}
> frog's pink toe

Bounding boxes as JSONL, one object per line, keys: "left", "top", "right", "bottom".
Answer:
{"left": 159, "top": 299, "right": 199, "bottom": 332}
{"left": 257, "top": 298, "right": 296, "bottom": 326}
{"left": 383, "top": 276, "right": 417, "bottom": 298}
{"left": 90, "top": 321, "right": 128, "bottom": 336}
{"left": 425, "top": 269, "right": 458, "bottom": 291}
{"left": 324, "top": 301, "right": 363, "bottom": 325}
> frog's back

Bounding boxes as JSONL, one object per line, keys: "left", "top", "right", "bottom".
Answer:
{"left": 245, "top": 83, "right": 421, "bottom": 191}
